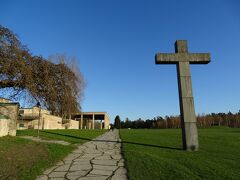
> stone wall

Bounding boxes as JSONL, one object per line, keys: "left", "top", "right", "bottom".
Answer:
{"left": 104, "top": 114, "right": 110, "bottom": 129}
{"left": 0, "top": 98, "right": 11, "bottom": 103}
{"left": 32, "top": 107, "right": 50, "bottom": 115}
{"left": 7, "top": 104, "right": 19, "bottom": 136}
{"left": 20, "top": 107, "right": 50, "bottom": 117}
{"left": 0, "top": 102, "right": 19, "bottom": 136}
{"left": 68, "top": 120, "right": 79, "bottom": 129}
{"left": 18, "top": 114, "right": 65, "bottom": 130}
{"left": 0, "top": 118, "right": 8, "bottom": 137}
{"left": 17, "top": 120, "right": 29, "bottom": 130}
{"left": 42, "top": 114, "right": 63, "bottom": 129}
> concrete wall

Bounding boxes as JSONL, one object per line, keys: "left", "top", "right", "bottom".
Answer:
{"left": 68, "top": 120, "right": 79, "bottom": 129}
{"left": 7, "top": 104, "right": 19, "bottom": 136}
{"left": 17, "top": 120, "right": 29, "bottom": 130}
{"left": 18, "top": 114, "right": 64, "bottom": 130}
{"left": 18, "top": 119, "right": 38, "bottom": 129}
{"left": 42, "top": 114, "right": 63, "bottom": 129}
{"left": 20, "top": 107, "right": 50, "bottom": 117}
{"left": 61, "top": 120, "right": 79, "bottom": 129}
{"left": 0, "top": 98, "right": 11, "bottom": 103}
{"left": 18, "top": 111, "right": 64, "bottom": 130}
{"left": 0, "top": 119, "right": 8, "bottom": 137}
{"left": 32, "top": 107, "right": 50, "bottom": 115}
{"left": 104, "top": 114, "right": 110, "bottom": 129}
{"left": 0, "top": 103, "right": 19, "bottom": 136}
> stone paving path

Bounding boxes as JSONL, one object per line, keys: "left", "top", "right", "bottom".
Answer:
{"left": 37, "top": 129, "right": 128, "bottom": 180}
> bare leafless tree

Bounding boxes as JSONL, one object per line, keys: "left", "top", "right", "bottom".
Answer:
{"left": 0, "top": 25, "right": 85, "bottom": 116}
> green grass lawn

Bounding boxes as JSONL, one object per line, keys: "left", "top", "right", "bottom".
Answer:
{"left": 120, "top": 127, "right": 240, "bottom": 180}
{"left": 0, "top": 129, "right": 106, "bottom": 180}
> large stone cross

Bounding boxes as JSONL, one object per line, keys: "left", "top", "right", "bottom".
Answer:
{"left": 155, "top": 40, "right": 211, "bottom": 151}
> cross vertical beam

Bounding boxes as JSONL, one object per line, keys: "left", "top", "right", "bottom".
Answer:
{"left": 176, "top": 41, "right": 199, "bottom": 151}
{"left": 155, "top": 40, "right": 210, "bottom": 151}
{"left": 177, "top": 61, "right": 199, "bottom": 150}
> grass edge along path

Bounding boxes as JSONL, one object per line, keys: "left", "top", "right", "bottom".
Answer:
{"left": 120, "top": 127, "right": 240, "bottom": 180}
{"left": 0, "top": 129, "right": 106, "bottom": 180}
{"left": 17, "top": 129, "right": 107, "bottom": 144}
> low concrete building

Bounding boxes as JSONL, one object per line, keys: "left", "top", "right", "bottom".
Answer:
{"left": 71, "top": 112, "right": 110, "bottom": 130}
{"left": 18, "top": 106, "right": 81, "bottom": 130}
{"left": 0, "top": 98, "right": 19, "bottom": 136}
{"left": 18, "top": 108, "right": 110, "bottom": 130}
{"left": 0, "top": 97, "right": 110, "bottom": 131}
{"left": 18, "top": 107, "right": 64, "bottom": 130}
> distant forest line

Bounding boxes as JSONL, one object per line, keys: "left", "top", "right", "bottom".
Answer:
{"left": 114, "top": 111, "right": 240, "bottom": 129}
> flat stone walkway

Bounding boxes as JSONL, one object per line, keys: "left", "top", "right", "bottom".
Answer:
{"left": 37, "top": 129, "right": 128, "bottom": 180}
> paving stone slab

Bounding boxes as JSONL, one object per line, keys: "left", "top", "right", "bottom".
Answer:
{"left": 72, "top": 161, "right": 91, "bottom": 166}
{"left": 48, "top": 171, "right": 66, "bottom": 178}
{"left": 67, "top": 170, "right": 89, "bottom": 176}
{"left": 85, "top": 150, "right": 101, "bottom": 154}
{"left": 93, "top": 165, "right": 118, "bottom": 171}
{"left": 72, "top": 149, "right": 83, "bottom": 154}
{"left": 91, "top": 159, "right": 117, "bottom": 166}
{"left": 56, "top": 161, "right": 64, "bottom": 166}
{"left": 110, "top": 174, "right": 128, "bottom": 180}
{"left": 81, "top": 154, "right": 101, "bottom": 159}
{"left": 94, "top": 155, "right": 112, "bottom": 160}
{"left": 43, "top": 166, "right": 58, "bottom": 175}
{"left": 36, "top": 175, "right": 48, "bottom": 180}
{"left": 70, "top": 164, "right": 92, "bottom": 171}
{"left": 104, "top": 150, "right": 120, "bottom": 155}
{"left": 54, "top": 164, "right": 71, "bottom": 172}
{"left": 119, "top": 159, "right": 124, "bottom": 163}
{"left": 90, "top": 169, "right": 113, "bottom": 176}
{"left": 78, "top": 146, "right": 87, "bottom": 150}
{"left": 63, "top": 160, "right": 73, "bottom": 164}
{"left": 114, "top": 167, "right": 127, "bottom": 175}
{"left": 65, "top": 176, "right": 79, "bottom": 180}
{"left": 64, "top": 154, "right": 80, "bottom": 160}
{"left": 79, "top": 175, "right": 108, "bottom": 180}
{"left": 118, "top": 162, "right": 124, "bottom": 167}
{"left": 73, "top": 159, "right": 92, "bottom": 163}
{"left": 111, "top": 155, "right": 122, "bottom": 160}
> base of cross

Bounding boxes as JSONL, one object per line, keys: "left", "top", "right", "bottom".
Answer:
{"left": 182, "top": 122, "right": 199, "bottom": 151}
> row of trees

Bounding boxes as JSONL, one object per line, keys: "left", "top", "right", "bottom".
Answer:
{"left": 0, "top": 25, "right": 85, "bottom": 117}
{"left": 114, "top": 111, "right": 240, "bottom": 129}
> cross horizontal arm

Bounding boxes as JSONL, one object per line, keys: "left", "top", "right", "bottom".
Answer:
{"left": 155, "top": 53, "right": 211, "bottom": 64}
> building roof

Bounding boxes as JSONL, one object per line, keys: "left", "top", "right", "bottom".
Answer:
{"left": 0, "top": 97, "right": 10, "bottom": 100}
{"left": 0, "top": 102, "right": 20, "bottom": 106}
{"left": 73, "top": 112, "right": 108, "bottom": 115}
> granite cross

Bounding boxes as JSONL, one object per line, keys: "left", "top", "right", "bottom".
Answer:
{"left": 155, "top": 40, "right": 211, "bottom": 151}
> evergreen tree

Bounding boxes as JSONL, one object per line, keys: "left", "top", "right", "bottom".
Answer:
{"left": 114, "top": 115, "right": 121, "bottom": 129}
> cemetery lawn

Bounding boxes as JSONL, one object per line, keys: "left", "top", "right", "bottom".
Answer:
{"left": 17, "top": 129, "right": 106, "bottom": 144}
{"left": 0, "top": 130, "right": 105, "bottom": 180}
{"left": 120, "top": 127, "right": 240, "bottom": 180}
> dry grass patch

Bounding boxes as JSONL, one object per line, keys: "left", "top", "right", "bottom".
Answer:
{"left": 0, "top": 136, "right": 74, "bottom": 180}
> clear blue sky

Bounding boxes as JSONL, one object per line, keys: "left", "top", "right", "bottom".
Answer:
{"left": 1, "top": 0, "right": 240, "bottom": 122}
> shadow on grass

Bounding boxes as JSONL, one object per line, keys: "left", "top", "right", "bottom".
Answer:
{"left": 41, "top": 130, "right": 183, "bottom": 151}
